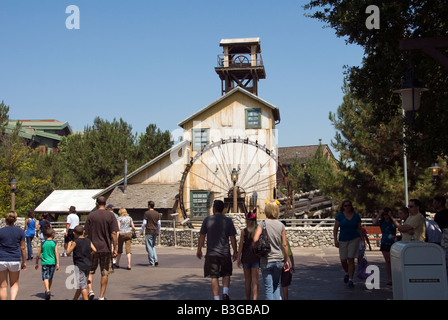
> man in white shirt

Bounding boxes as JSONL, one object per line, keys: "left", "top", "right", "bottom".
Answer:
{"left": 62, "top": 206, "right": 80, "bottom": 257}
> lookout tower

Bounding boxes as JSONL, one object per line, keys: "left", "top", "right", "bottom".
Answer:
{"left": 215, "top": 38, "right": 266, "bottom": 96}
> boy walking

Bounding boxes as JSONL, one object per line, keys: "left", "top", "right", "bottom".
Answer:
{"left": 35, "top": 228, "right": 59, "bottom": 300}
{"left": 67, "top": 225, "right": 97, "bottom": 300}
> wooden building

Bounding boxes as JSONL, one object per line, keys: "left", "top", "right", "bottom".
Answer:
{"left": 95, "top": 38, "right": 283, "bottom": 222}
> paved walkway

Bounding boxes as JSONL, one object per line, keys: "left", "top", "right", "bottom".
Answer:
{"left": 15, "top": 245, "right": 392, "bottom": 300}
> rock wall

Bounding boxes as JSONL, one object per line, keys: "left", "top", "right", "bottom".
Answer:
{"left": 1, "top": 214, "right": 335, "bottom": 250}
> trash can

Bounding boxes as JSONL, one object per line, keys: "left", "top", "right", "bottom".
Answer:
{"left": 391, "top": 241, "right": 448, "bottom": 300}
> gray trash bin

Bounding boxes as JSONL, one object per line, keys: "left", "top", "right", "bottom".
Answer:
{"left": 391, "top": 241, "right": 448, "bottom": 300}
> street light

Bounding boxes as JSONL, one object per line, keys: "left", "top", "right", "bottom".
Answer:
{"left": 9, "top": 178, "right": 17, "bottom": 211}
{"left": 394, "top": 67, "right": 427, "bottom": 206}
{"left": 429, "top": 163, "right": 441, "bottom": 183}
{"left": 231, "top": 168, "right": 239, "bottom": 213}
{"left": 394, "top": 67, "right": 428, "bottom": 126}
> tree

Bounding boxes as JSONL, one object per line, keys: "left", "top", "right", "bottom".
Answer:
{"left": 134, "top": 124, "right": 173, "bottom": 165}
{"left": 304, "top": 0, "right": 448, "bottom": 166}
{"left": 0, "top": 103, "right": 52, "bottom": 217}
{"left": 57, "top": 117, "right": 137, "bottom": 189}
{"left": 289, "top": 142, "right": 341, "bottom": 199}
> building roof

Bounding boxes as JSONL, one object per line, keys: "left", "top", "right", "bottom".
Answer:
{"left": 35, "top": 189, "right": 103, "bottom": 213}
{"left": 93, "top": 140, "right": 189, "bottom": 199}
{"left": 177, "top": 86, "right": 280, "bottom": 127}
{"left": 5, "top": 119, "right": 73, "bottom": 142}
{"left": 278, "top": 144, "right": 335, "bottom": 166}
{"left": 219, "top": 38, "right": 260, "bottom": 46}
{"left": 106, "top": 183, "right": 179, "bottom": 210}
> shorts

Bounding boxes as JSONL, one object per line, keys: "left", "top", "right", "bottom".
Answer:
{"left": 76, "top": 268, "right": 90, "bottom": 290}
{"left": 338, "top": 237, "right": 360, "bottom": 260}
{"left": 281, "top": 269, "right": 292, "bottom": 287}
{"left": 242, "top": 262, "right": 260, "bottom": 269}
{"left": 118, "top": 232, "right": 132, "bottom": 254}
{"left": 204, "top": 256, "right": 232, "bottom": 278}
{"left": 41, "top": 265, "right": 56, "bottom": 281}
{"left": 0, "top": 261, "right": 21, "bottom": 272}
{"left": 65, "top": 229, "right": 75, "bottom": 243}
{"left": 380, "top": 243, "right": 393, "bottom": 252}
{"left": 90, "top": 252, "right": 113, "bottom": 277}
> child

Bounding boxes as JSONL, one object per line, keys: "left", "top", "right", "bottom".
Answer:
{"left": 66, "top": 225, "right": 96, "bottom": 300}
{"left": 35, "top": 228, "right": 59, "bottom": 300}
{"left": 281, "top": 223, "right": 295, "bottom": 300}
{"left": 237, "top": 210, "right": 260, "bottom": 300}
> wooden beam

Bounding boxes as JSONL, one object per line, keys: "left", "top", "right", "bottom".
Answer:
{"left": 400, "top": 37, "right": 448, "bottom": 69}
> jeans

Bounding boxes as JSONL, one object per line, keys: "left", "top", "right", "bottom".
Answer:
{"left": 145, "top": 234, "right": 158, "bottom": 265}
{"left": 261, "top": 261, "right": 284, "bottom": 300}
{"left": 26, "top": 236, "right": 34, "bottom": 259}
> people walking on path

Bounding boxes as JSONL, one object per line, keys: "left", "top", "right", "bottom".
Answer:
{"left": 24, "top": 210, "right": 37, "bottom": 260}
{"left": 373, "top": 207, "right": 399, "bottom": 285}
{"left": 141, "top": 201, "right": 161, "bottom": 267}
{"left": 34, "top": 228, "right": 59, "bottom": 300}
{"left": 197, "top": 200, "right": 237, "bottom": 300}
{"left": 0, "top": 211, "right": 26, "bottom": 300}
{"left": 84, "top": 196, "right": 119, "bottom": 300}
{"left": 115, "top": 208, "right": 136, "bottom": 270}
{"left": 62, "top": 206, "right": 80, "bottom": 257}
{"left": 66, "top": 225, "right": 97, "bottom": 300}
{"left": 333, "top": 200, "right": 364, "bottom": 288}
{"left": 398, "top": 199, "right": 426, "bottom": 242}
{"left": 237, "top": 210, "right": 260, "bottom": 300}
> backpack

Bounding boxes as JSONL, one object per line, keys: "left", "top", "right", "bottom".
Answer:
{"left": 252, "top": 220, "right": 271, "bottom": 258}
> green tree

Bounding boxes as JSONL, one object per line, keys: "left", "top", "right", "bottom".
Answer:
{"left": 135, "top": 124, "right": 173, "bottom": 165}
{"left": 57, "top": 117, "right": 137, "bottom": 189}
{"left": 0, "top": 103, "right": 52, "bottom": 217}
{"left": 304, "top": 0, "right": 448, "bottom": 167}
{"left": 289, "top": 142, "right": 341, "bottom": 199}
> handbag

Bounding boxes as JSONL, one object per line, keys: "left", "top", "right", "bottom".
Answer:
{"left": 252, "top": 220, "right": 271, "bottom": 258}
{"left": 132, "top": 230, "right": 137, "bottom": 239}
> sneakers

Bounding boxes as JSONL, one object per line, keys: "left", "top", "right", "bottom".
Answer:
{"left": 348, "top": 280, "right": 354, "bottom": 288}
{"left": 222, "top": 294, "right": 230, "bottom": 300}
{"left": 343, "top": 274, "right": 349, "bottom": 283}
{"left": 88, "top": 291, "right": 95, "bottom": 300}
{"left": 45, "top": 291, "right": 51, "bottom": 300}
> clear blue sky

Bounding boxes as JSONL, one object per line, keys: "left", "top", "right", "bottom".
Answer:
{"left": 0, "top": 0, "right": 364, "bottom": 152}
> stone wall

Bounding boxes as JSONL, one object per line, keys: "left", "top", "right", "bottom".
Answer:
{"left": 1, "top": 214, "right": 335, "bottom": 250}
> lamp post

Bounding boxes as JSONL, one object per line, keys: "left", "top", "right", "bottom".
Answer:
{"left": 429, "top": 163, "right": 440, "bottom": 183}
{"left": 231, "top": 168, "right": 239, "bottom": 213}
{"left": 10, "top": 178, "right": 17, "bottom": 211}
{"left": 394, "top": 67, "right": 428, "bottom": 205}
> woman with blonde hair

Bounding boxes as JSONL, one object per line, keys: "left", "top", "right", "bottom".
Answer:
{"left": 115, "top": 208, "right": 136, "bottom": 270}
{"left": 253, "top": 200, "right": 290, "bottom": 300}
{"left": 0, "top": 211, "right": 26, "bottom": 300}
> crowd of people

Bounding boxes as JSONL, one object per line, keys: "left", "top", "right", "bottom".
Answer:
{"left": 1, "top": 195, "right": 448, "bottom": 300}
{"left": 0, "top": 196, "right": 159, "bottom": 300}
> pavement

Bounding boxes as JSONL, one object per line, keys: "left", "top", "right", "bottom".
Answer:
{"left": 14, "top": 245, "right": 393, "bottom": 301}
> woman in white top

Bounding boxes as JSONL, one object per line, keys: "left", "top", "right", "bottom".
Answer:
{"left": 253, "top": 200, "right": 290, "bottom": 300}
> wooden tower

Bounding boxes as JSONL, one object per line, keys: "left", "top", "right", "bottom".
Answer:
{"left": 215, "top": 38, "right": 266, "bottom": 96}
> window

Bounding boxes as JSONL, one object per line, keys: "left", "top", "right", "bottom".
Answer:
{"left": 245, "top": 108, "right": 261, "bottom": 129}
{"left": 191, "top": 191, "right": 210, "bottom": 218}
{"left": 192, "top": 128, "right": 210, "bottom": 151}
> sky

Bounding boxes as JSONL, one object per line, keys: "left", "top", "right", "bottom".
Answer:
{"left": 0, "top": 0, "right": 365, "bottom": 153}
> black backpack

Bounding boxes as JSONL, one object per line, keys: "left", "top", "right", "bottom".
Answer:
{"left": 252, "top": 220, "right": 271, "bottom": 258}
